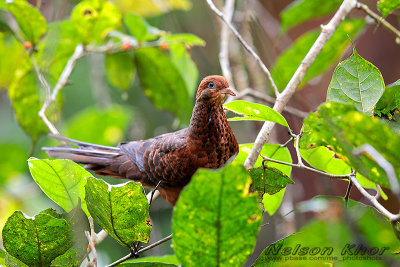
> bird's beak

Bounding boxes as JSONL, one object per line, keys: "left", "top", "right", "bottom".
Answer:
{"left": 219, "top": 87, "right": 236, "bottom": 96}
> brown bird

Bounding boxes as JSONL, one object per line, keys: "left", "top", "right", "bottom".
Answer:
{"left": 43, "top": 75, "right": 239, "bottom": 205}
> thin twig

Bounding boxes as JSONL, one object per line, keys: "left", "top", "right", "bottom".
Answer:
{"left": 294, "top": 134, "right": 304, "bottom": 167}
{"left": 219, "top": 0, "right": 235, "bottom": 89}
{"left": 205, "top": 0, "right": 280, "bottom": 97}
{"left": 260, "top": 154, "right": 351, "bottom": 179}
{"left": 344, "top": 180, "right": 353, "bottom": 208}
{"left": 146, "top": 188, "right": 160, "bottom": 203}
{"left": 107, "top": 234, "right": 173, "bottom": 267}
{"left": 89, "top": 216, "right": 108, "bottom": 245}
{"left": 38, "top": 44, "right": 85, "bottom": 134}
{"left": 85, "top": 231, "right": 97, "bottom": 267}
{"left": 30, "top": 54, "right": 60, "bottom": 134}
{"left": 280, "top": 136, "right": 294, "bottom": 148}
{"left": 244, "top": 0, "right": 357, "bottom": 169}
{"left": 235, "top": 88, "right": 308, "bottom": 118}
{"left": 353, "top": 144, "right": 399, "bottom": 197}
{"left": 375, "top": 184, "right": 382, "bottom": 200}
{"left": 93, "top": 230, "right": 108, "bottom": 245}
{"left": 357, "top": 2, "right": 400, "bottom": 40}
{"left": 350, "top": 173, "right": 400, "bottom": 221}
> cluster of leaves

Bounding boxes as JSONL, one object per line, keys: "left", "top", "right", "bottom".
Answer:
{"left": 0, "top": 157, "right": 266, "bottom": 266}
{"left": 0, "top": 0, "right": 204, "bottom": 144}
{"left": 300, "top": 46, "right": 400, "bottom": 188}
{"left": 251, "top": 0, "right": 400, "bottom": 264}
{"left": 2, "top": 158, "right": 151, "bottom": 266}
{"left": 227, "top": 0, "right": 400, "bottom": 265}
{"left": 224, "top": 43, "right": 400, "bottom": 263}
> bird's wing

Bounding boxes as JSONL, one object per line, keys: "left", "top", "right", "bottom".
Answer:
{"left": 119, "top": 128, "right": 189, "bottom": 186}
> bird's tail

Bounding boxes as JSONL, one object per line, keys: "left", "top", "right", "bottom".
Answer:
{"left": 42, "top": 134, "right": 130, "bottom": 179}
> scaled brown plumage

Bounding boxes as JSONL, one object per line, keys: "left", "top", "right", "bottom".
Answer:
{"left": 44, "top": 75, "right": 239, "bottom": 205}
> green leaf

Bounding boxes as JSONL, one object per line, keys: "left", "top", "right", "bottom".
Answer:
{"left": 51, "top": 205, "right": 90, "bottom": 266}
{"left": 272, "top": 19, "right": 365, "bottom": 91}
{"left": 374, "top": 80, "right": 400, "bottom": 135}
{"left": 65, "top": 105, "right": 132, "bottom": 146}
{"left": 327, "top": 47, "right": 385, "bottom": 114}
{"left": 37, "top": 21, "right": 80, "bottom": 84}
{"left": 124, "top": 255, "right": 180, "bottom": 265}
{"left": 85, "top": 177, "right": 152, "bottom": 246}
{"left": 2, "top": 211, "right": 72, "bottom": 267}
{"left": 249, "top": 166, "right": 294, "bottom": 195}
{"left": 165, "top": 33, "right": 206, "bottom": 48}
{"left": 121, "top": 263, "right": 177, "bottom": 267}
{"left": 378, "top": 0, "right": 400, "bottom": 17}
{"left": 379, "top": 112, "right": 400, "bottom": 136}
{"left": 28, "top": 158, "right": 90, "bottom": 215}
{"left": 122, "top": 12, "right": 162, "bottom": 41}
{"left": 300, "top": 102, "right": 400, "bottom": 187}
{"left": 0, "top": 247, "right": 4, "bottom": 264}
{"left": 169, "top": 43, "right": 198, "bottom": 98}
{"left": 262, "top": 190, "right": 286, "bottom": 217}
{"left": 0, "top": 143, "right": 28, "bottom": 185}
{"left": 6, "top": 0, "right": 47, "bottom": 44}
{"left": 300, "top": 146, "right": 387, "bottom": 199}
{"left": 123, "top": 13, "right": 149, "bottom": 41}
{"left": 254, "top": 198, "right": 400, "bottom": 266}
{"left": 8, "top": 67, "right": 48, "bottom": 142}
{"left": 249, "top": 166, "right": 294, "bottom": 216}
{"left": 113, "top": 0, "right": 191, "bottom": 17}
{"left": 374, "top": 79, "right": 400, "bottom": 119}
{"left": 135, "top": 47, "right": 192, "bottom": 123}
{"left": 172, "top": 164, "right": 262, "bottom": 267}
{"left": 280, "top": 0, "right": 342, "bottom": 32}
{"left": 235, "top": 143, "right": 292, "bottom": 215}
{"left": 105, "top": 51, "right": 135, "bottom": 90}
{"left": 5, "top": 252, "right": 28, "bottom": 267}
{"left": 71, "top": 0, "right": 122, "bottom": 44}
{"left": 224, "top": 100, "right": 291, "bottom": 130}
{"left": 0, "top": 33, "right": 26, "bottom": 90}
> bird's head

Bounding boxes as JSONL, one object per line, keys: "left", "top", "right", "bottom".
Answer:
{"left": 196, "top": 75, "right": 235, "bottom": 104}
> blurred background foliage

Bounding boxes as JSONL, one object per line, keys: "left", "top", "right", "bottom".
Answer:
{"left": 0, "top": 0, "right": 400, "bottom": 265}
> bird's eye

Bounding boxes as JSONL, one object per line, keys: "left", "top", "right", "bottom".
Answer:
{"left": 207, "top": 82, "right": 216, "bottom": 89}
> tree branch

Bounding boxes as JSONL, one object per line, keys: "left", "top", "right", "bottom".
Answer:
{"left": 262, "top": 136, "right": 400, "bottom": 234}
{"left": 260, "top": 154, "right": 352, "bottom": 179}
{"left": 219, "top": 0, "right": 235, "bottom": 90}
{"left": 244, "top": 0, "right": 357, "bottom": 169}
{"left": 85, "top": 231, "right": 98, "bottom": 267}
{"left": 350, "top": 174, "right": 400, "bottom": 221}
{"left": 205, "top": 0, "right": 280, "bottom": 97}
{"left": 38, "top": 44, "right": 85, "bottom": 134}
{"left": 357, "top": 2, "right": 400, "bottom": 40}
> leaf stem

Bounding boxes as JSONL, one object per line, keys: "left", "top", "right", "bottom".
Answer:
{"left": 344, "top": 180, "right": 353, "bottom": 208}
{"left": 107, "top": 234, "right": 173, "bottom": 267}
{"left": 350, "top": 173, "right": 400, "bottom": 221}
